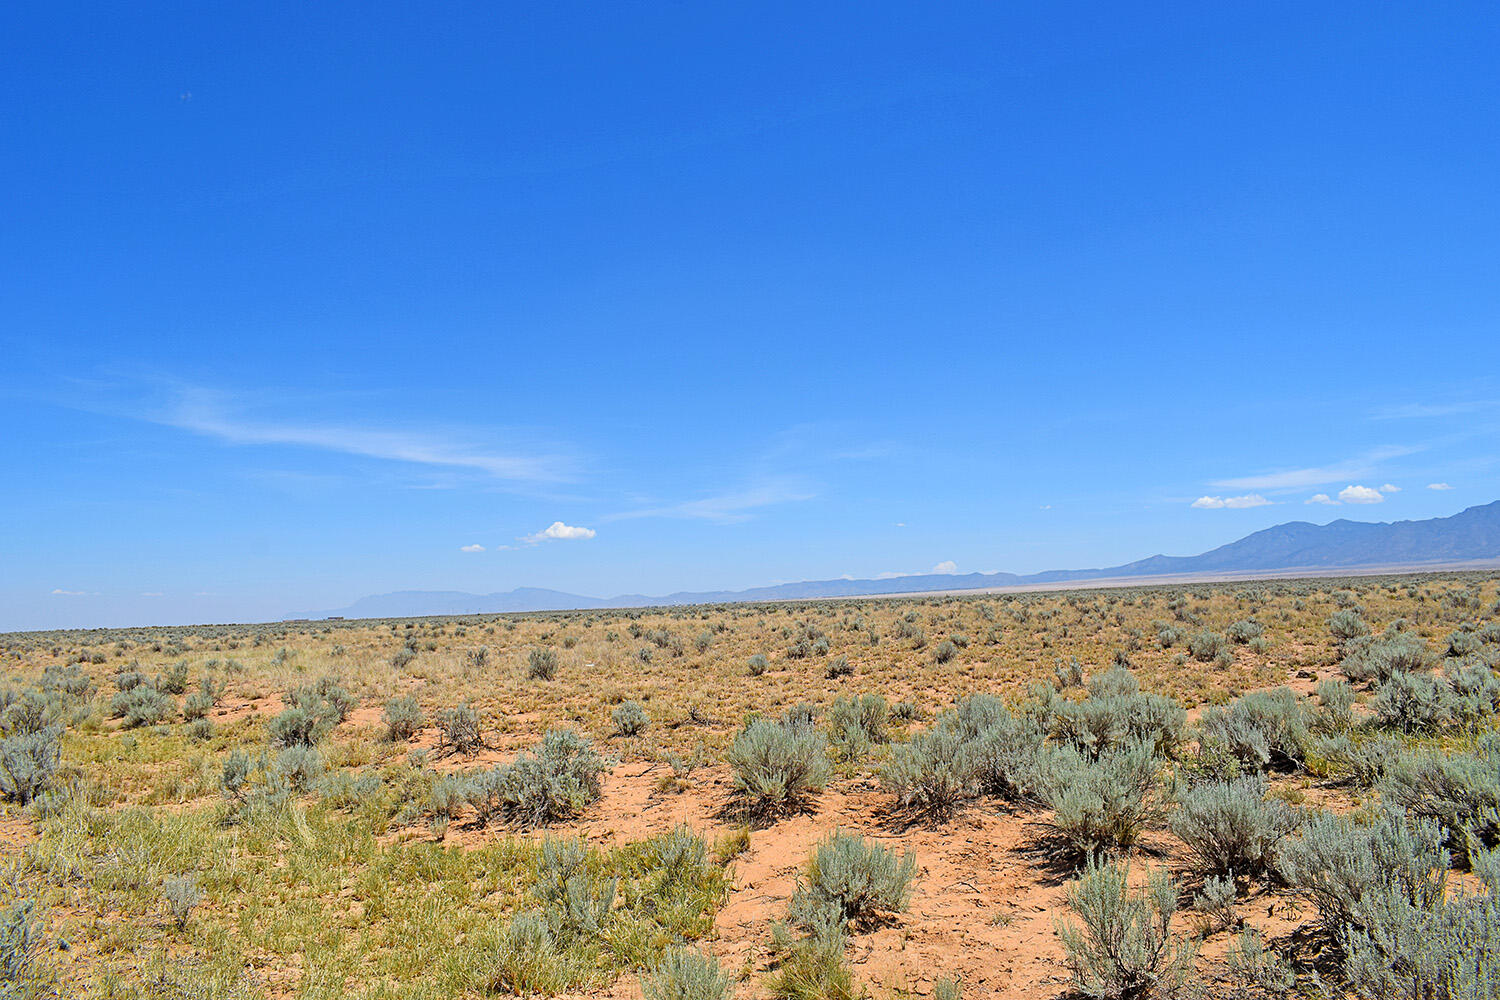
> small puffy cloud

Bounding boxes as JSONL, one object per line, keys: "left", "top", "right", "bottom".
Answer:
{"left": 931, "top": 560, "right": 958, "bottom": 574}
{"left": 523, "top": 521, "right": 596, "bottom": 544}
{"left": 460, "top": 544, "right": 485, "bottom": 553}
{"left": 1191, "top": 494, "right": 1271, "bottom": 509}
{"left": 1306, "top": 493, "right": 1338, "bottom": 505}
{"left": 1428, "top": 482, "right": 1454, "bottom": 491}
{"left": 1338, "top": 485, "right": 1384, "bottom": 504}
{"left": 50, "top": 588, "right": 88, "bottom": 596}
{"left": 1379, "top": 483, "right": 1401, "bottom": 493}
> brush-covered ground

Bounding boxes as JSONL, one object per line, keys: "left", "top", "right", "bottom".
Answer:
{"left": 2, "top": 572, "right": 1498, "bottom": 999}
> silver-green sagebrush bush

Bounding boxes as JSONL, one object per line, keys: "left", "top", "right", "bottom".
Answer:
{"left": 612, "top": 700, "right": 650, "bottom": 737}
{"left": 789, "top": 831, "right": 916, "bottom": 931}
{"left": 641, "top": 947, "right": 736, "bottom": 1000}
{"left": 0, "top": 725, "right": 62, "bottom": 804}
{"left": 1058, "top": 859, "right": 1197, "bottom": 1000}
{"left": 727, "top": 717, "right": 829, "bottom": 819}
{"left": 1168, "top": 775, "right": 1302, "bottom": 881}
{"left": 382, "top": 695, "right": 425, "bottom": 742}
{"left": 465, "top": 728, "right": 607, "bottom": 828}
{"left": 1036, "top": 742, "right": 1160, "bottom": 861}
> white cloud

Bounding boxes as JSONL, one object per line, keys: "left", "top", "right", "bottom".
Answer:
{"left": 1191, "top": 494, "right": 1271, "bottom": 509}
{"left": 604, "top": 481, "right": 814, "bottom": 524}
{"left": 523, "top": 521, "right": 596, "bottom": 544}
{"left": 50, "top": 588, "right": 88, "bottom": 596}
{"left": 459, "top": 544, "right": 486, "bottom": 553}
{"left": 158, "top": 387, "right": 572, "bottom": 484}
{"left": 1210, "top": 446, "right": 1420, "bottom": 490}
{"left": 1306, "top": 493, "right": 1338, "bottom": 505}
{"left": 1428, "top": 482, "right": 1454, "bottom": 490}
{"left": 141, "top": 591, "right": 164, "bottom": 597}
{"left": 1338, "top": 485, "right": 1384, "bottom": 504}
{"left": 931, "top": 560, "right": 958, "bottom": 574}
{"left": 1379, "top": 483, "right": 1401, "bottom": 493}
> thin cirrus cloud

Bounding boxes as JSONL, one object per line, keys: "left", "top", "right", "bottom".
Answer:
{"left": 459, "top": 544, "right": 486, "bottom": 553}
{"left": 50, "top": 588, "right": 90, "bottom": 596}
{"left": 1209, "top": 446, "right": 1420, "bottom": 491}
{"left": 155, "top": 387, "right": 575, "bottom": 484}
{"left": 1428, "top": 482, "right": 1454, "bottom": 490}
{"left": 604, "top": 480, "right": 815, "bottom": 524}
{"left": 1190, "top": 494, "right": 1272, "bottom": 509}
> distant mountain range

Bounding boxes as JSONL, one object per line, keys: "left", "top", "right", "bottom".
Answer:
{"left": 307, "top": 501, "right": 1500, "bottom": 619}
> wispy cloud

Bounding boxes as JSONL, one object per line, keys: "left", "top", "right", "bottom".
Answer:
{"left": 459, "top": 544, "right": 486, "bottom": 553}
{"left": 1210, "top": 446, "right": 1421, "bottom": 491}
{"left": 604, "top": 480, "right": 814, "bottom": 524}
{"left": 1191, "top": 494, "right": 1272, "bottom": 509}
{"left": 1373, "top": 400, "right": 1498, "bottom": 420}
{"left": 156, "top": 386, "right": 575, "bottom": 484}
{"left": 1379, "top": 483, "right": 1401, "bottom": 493}
{"left": 50, "top": 588, "right": 90, "bottom": 596}
{"left": 1428, "top": 482, "right": 1454, "bottom": 490}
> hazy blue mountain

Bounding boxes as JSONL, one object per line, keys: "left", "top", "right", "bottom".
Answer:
{"left": 307, "top": 501, "right": 1500, "bottom": 618}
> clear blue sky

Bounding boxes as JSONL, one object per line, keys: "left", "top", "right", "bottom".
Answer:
{"left": 4, "top": 3, "right": 1498, "bottom": 630}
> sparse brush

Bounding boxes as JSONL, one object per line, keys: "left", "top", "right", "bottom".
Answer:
{"left": 0, "top": 725, "right": 62, "bottom": 804}
{"left": 641, "top": 947, "right": 736, "bottom": 1000}
{"left": 528, "top": 646, "right": 559, "bottom": 680}
{"left": 788, "top": 831, "right": 916, "bottom": 931}
{"left": 436, "top": 702, "right": 484, "bottom": 754}
{"left": 727, "top": 717, "right": 829, "bottom": 819}
{"left": 1037, "top": 742, "right": 1160, "bottom": 861}
{"left": 162, "top": 874, "right": 205, "bottom": 930}
{"left": 1057, "top": 859, "right": 1198, "bottom": 999}
{"left": 1168, "top": 775, "right": 1302, "bottom": 881}
{"left": 613, "top": 700, "right": 650, "bottom": 737}
{"left": 382, "top": 695, "right": 425, "bottom": 742}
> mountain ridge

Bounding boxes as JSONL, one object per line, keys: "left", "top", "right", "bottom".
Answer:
{"left": 306, "top": 501, "right": 1500, "bottom": 618}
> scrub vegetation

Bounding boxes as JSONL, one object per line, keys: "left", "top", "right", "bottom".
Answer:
{"left": 2, "top": 570, "right": 1499, "bottom": 998}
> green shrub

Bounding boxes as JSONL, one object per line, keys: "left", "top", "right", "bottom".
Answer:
{"left": 641, "top": 947, "right": 736, "bottom": 1000}
{"left": 882, "top": 724, "right": 977, "bottom": 820}
{"left": 286, "top": 676, "right": 357, "bottom": 722}
{"left": 1373, "top": 671, "right": 1456, "bottom": 732}
{"left": 483, "top": 911, "right": 595, "bottom": 995}
{"left": 1342, "top": 631, "right": 1431, "bottom": 684}
{"left": 528, "top": 647, "right": 559, "bottom": 680}
{"left": 766, "top": 919, "right": 857, "bottom": 1000}
{"left": 0, "top": 725, "right": 62, "bottom": 804}
{"left": 436, "top": 702, "right": 484, "bottom": 755}
{"left": 1, "top": 900, "right": 45, "bottom": 993}
{"left": 466, "top": 728, "right": 607, "bottom": 828}
{"left": 1313, "top": 679, "right": 1356, "bottom": 732}
{"left": 1198, "top": 688, "right": 1308, "bottom": 771}
{"left": 1226, "top": 619, "right": 1263, "bottom": 645}
{"left": 1168, "top": 776, "right": 1301, "bottom": 881}
{"left": 1381, "top": 746, "right": 1500, "bottom": 867}
{"left": 1057, "top": 859, "right": 1197, "bottom": 999}
{"left": 1274, "top": 807, "right": 1448, "bottom": 939}
{"left": 1037, "top": 743, "right": 1160, "bottom": 860}
{"left": 382, "top": 695, "right": 425, "bottom": 742}
{"left": 727, "top": 718, "right": 829, "bottom": 819}
{"left": 747, "top": 654, "right": 769, "bottom": 676}
{"left": 112, "top": 685, "right": 173, "bottom": 728}
{"left": 1328, "top": 609, "right": 1370, "bottom": 646}
{"left": 828, "top": 694, "right": 887, "bottom": 749}
{"left": 933, "top": 639, "right": 958, "bottom": 664}
{"left": 182, "top": 691, "right": 213, "bottom": 722}
{"left": 1188, "top": 631, "right": 1228, "bottom": 663}
{"left": 823, "top": 656, "right": 852, "bottom": 679}
{"left": 266, "top": 704, "right": 333, "bottom": 748}
{"left": 162, "top": 875, "right": 205, "bottom": 930}
{"left": 613, "top": 700, "right": 650, "bottom": 737}
{"left": 274, "top": 745, "right": 324, "bottom": 792}
{"left": 156, "top": 660, "right": 189, "bottom": 694}
{"left": 789, "top": 831, "right": 916, "bottom": 931}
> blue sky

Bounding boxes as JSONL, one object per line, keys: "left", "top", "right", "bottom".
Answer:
{"left": 4, "top": 3, "right": 1499, "bottom": 630}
